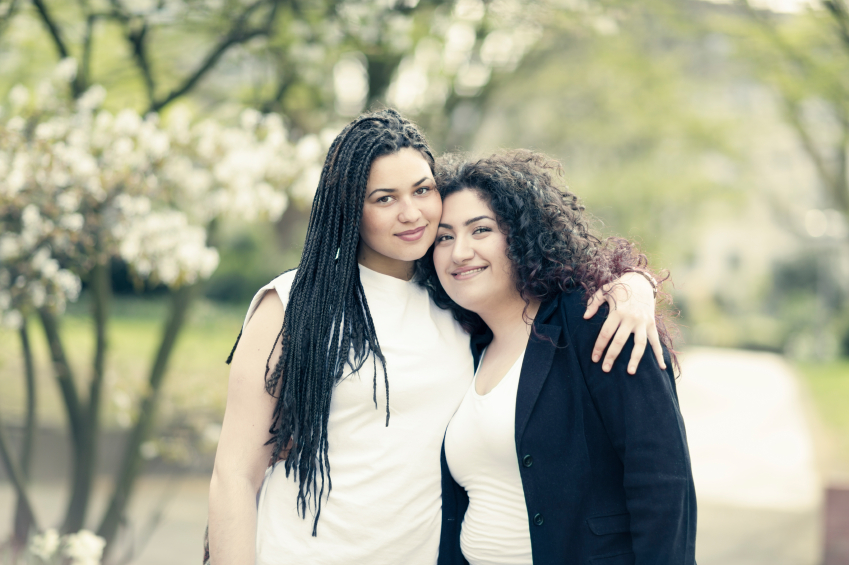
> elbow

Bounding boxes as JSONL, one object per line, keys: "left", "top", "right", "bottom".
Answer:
{"left": 209, "top": 462, "right": 265, "bottom": 507}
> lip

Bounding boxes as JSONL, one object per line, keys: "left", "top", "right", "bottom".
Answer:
{"left": 451, "top": 265, "right": 488, "bottom": 280}
{"left": 395, "top": 225, "right": 427, "bottom": 242}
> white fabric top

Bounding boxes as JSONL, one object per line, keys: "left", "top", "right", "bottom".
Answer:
{"left": 246, "top": 266, "right": 474, "bottom": 565}
{"left": 444, "top": 348, "right": 533, "bottom": 565}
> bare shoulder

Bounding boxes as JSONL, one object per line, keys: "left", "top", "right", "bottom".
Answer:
{"left": 230, "top": 290, "right": 285, "bottom": 381}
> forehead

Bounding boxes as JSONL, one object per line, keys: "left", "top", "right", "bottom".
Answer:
{"left": 441, "top": 189, "right": 491, "bottom": 221}
{"left": 368, "top": 147, "right": 432, "bottom": 188}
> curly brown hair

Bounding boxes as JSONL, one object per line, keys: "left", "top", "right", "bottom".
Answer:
{"left": 415, "top": 149, "right": 676, "bottom": 354}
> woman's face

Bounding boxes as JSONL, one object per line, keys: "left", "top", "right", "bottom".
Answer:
{"left": 359, "top": 147, "right": 442, "bottom": 278}
{"left": 433, "top": 188, "right": 516, "bottom": 314}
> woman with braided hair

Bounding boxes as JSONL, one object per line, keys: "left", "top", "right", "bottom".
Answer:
{"left": 207, "top": 110, "right": 662, "bottom": 565}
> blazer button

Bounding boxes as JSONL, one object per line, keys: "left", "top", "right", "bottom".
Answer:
{"left": 533, "top": 513, "right": 544, "bottom": 526}
{"left": 522, "top": 455, "right": 533, "bottom": 468}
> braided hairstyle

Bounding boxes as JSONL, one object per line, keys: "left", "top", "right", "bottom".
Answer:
{"left": 227, "top": 109, "right": 434, "bottom": 535}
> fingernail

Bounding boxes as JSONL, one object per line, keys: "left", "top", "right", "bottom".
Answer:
{"left": 592, "top": 355, "right": 599, "bottom": 362}
{"left": 603, "top": 363, "right": 611, "bottom": 372}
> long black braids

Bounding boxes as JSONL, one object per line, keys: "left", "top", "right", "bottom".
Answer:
{"left": 226, "top": 109, "right": 435, "bottom": 535}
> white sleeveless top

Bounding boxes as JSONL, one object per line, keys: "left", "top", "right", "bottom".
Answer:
{"left": 444, "top": 348, "right": 533, "bottom": 565}
{"left": 246, "top": 265, "right": 473, "bottom": 565}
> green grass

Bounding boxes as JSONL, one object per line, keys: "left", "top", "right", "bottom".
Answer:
{"left": 0, "top": 295, "right": 247, "bottom": 430}
{"left": 796, "top": 358, "right": 849, "bottom": 470}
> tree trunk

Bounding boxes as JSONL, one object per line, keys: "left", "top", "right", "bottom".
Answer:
{"left": 13, "top": 318, "right": 37, "bottom": 546}
{"left": 63, "top": 260, "right": 112, "bottom": 533}
{"left": 97, "top": 282, "right": 198, "bottom": 552}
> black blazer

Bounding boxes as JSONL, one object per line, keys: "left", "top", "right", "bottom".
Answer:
{"left": 438, "top": 291, "right": 697, "bottom": 565}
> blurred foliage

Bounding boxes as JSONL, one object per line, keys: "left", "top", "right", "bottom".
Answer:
{"left": 471, "top": 1, "right": 741, "bottom": 262}
{"left": 796, "top": 358, "right": 849, "bottom": 473}
{"left": 0, "top": 0, "right": 846, "bottom": 348}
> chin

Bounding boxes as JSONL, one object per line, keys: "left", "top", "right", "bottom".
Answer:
{"left": 395, "top": 241, "right": 434, "bottom": 262}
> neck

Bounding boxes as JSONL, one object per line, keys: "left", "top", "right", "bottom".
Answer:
{"left": 357, "top": 244, "right": 415, "bottom": 281}
{"left": 477, "top": 291, "right": 541, "bottom": 345}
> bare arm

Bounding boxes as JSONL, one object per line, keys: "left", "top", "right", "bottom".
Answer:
{"left": 583, "top": 271, "right": 664, "bottom": 375}
{"left": 209, "top": 291, "right": 283, "bottom": 565}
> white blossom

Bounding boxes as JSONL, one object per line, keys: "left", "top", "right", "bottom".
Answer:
{"left": 2, "top": 309, "right": 23, "bottom": 330}
{"left": 0, "top": 235, "right": 20, "bottom": 260}
{"left": 1, "top": 59, "right": 322, "bottom": 323}
{"left": 8, "top": 84, "right": 29, "bottom": 109}
{"left": 29, "top": 528, "right": 61, "bottom": 561}
{"left": 63, "top": 529, "right": 106, "bottom": 565}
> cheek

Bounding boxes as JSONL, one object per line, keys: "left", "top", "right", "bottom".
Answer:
{"left": 432, "top": 247, "right": 453, "bottom": 288}
{"left": 432, "top": 245, "right": 449, "bottom": 272}
{"left": 359, "top": 207, "right": 385, "bottom": 241}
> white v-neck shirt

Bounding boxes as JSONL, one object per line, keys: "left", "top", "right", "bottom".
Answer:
{"left": 243, "top": 265, "right": 474, "bottom": 565}
{"left": 444, "top": 347, "right": 533, "bottom": 565}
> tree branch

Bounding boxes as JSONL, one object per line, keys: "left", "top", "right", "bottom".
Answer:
{"left": 76, "top": 12, "right": 96, "bottom": 94}
{"left": 97, "top": 282, "right": 198, "bottom": 552}
{"left": 129, "top": 21, "right": 156, "bottom": 108}
{"left": 62, "top": 259, "right": 111, "bottom": 533}
{"left": 824, "top": 0, "right": 849, "bottom": 53}
{"left": 148, "top": 0, "right": 280, "bottom": 113}
{"left": 260, "top": 71, "right": 292, "bottom": 113}
{"left": 13, "top": 319, "right": 37, "bottom": 545}
{"left": 31, "top": 0, "right": 70, "bottom": 59}
{"left": 781, "top": 96, "right": 840, "bottom": 197}
{"left": 0, "top": 417, "right": 40, "bottom": 533}
{"left": 37, "top": 309, "right": 84, "bottom": 446}
{"left": 0, "top": 0, "right": 22, "bottom": 39}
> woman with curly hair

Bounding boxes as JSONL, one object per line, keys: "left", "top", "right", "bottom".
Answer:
{"left": 208, "top": 110, "right": 662, "bottom": 565}
{"left": 427, "top": 150, "right": 696, "bottom": 565}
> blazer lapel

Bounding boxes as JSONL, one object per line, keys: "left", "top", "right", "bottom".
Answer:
{"left": 514, "top": 321, "right": 562, "bottom": 445}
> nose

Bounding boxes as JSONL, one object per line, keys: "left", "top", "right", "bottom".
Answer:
{"left": 397, "top": 196, "right": 423, "bottom": 224}
{"left": 451, "top": 233, "right": 474, "bottom": 264}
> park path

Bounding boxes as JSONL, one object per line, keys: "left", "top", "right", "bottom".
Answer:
{"left": 676, "top": 347, "right": 822, "bottom": 565}
{"left": 0, "top": 347, "right": 824, "bottom": 564}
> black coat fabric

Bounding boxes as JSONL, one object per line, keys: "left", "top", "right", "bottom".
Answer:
{"left": 438, "top": 291, "right": 697, "bottom": 565}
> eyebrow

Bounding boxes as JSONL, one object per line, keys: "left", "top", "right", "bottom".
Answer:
{"left": 438, "top": 215, "right": 496, "bottom": 229}
{"left": 367, "top": 176, "right": 432, "bottom": 199}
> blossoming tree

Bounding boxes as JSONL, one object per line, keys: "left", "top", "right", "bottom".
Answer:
{"left": 0, "top": 0, "right": 556, "bottom": 560}
{"left": 0, "top": 60, "right": 321, "bottom": 555}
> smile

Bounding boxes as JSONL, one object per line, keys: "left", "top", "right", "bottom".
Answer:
{"left": 452, "top": 266, "right": 487, "bottom": 280}
{"left": 395, "top": 226, "right": 427, "bottom": 242}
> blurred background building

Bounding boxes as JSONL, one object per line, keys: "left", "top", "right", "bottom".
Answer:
{"left": 1, "top": 0, "right": 848, "bottom": 563}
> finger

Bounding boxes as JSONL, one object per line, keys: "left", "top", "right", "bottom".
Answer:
{"left": 627, "top": 328, "right": 648, "bottom": 375}
{"left": 602, "top": 324, "right": 632, "bottom": 372}
{"left": 592, "top": 315, "right": 620, "bottom": 362}
{"left": 647, "top": 324, "right": 666, "bottom": 369}
{"left": 584, "top": 289, "right": 605, "bottom": 319}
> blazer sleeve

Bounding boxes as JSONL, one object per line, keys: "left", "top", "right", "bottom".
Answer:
{"left": 561, "top": 297, "right": 697, "bottom": 564}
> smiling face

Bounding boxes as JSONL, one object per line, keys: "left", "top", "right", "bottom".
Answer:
{"left": 433, "top": 188, "right": 517, "bottom": 315}
{"left": 358, "top": 147, "right": 442, "bottom": 279}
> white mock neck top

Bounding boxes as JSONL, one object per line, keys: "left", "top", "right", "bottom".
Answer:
{"left": 244, "top": 265, "right": 474, "bottom": 565}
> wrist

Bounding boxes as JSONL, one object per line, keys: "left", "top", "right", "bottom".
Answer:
{"left": 625, "top": 269, "right": 658, "bottom": 300}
